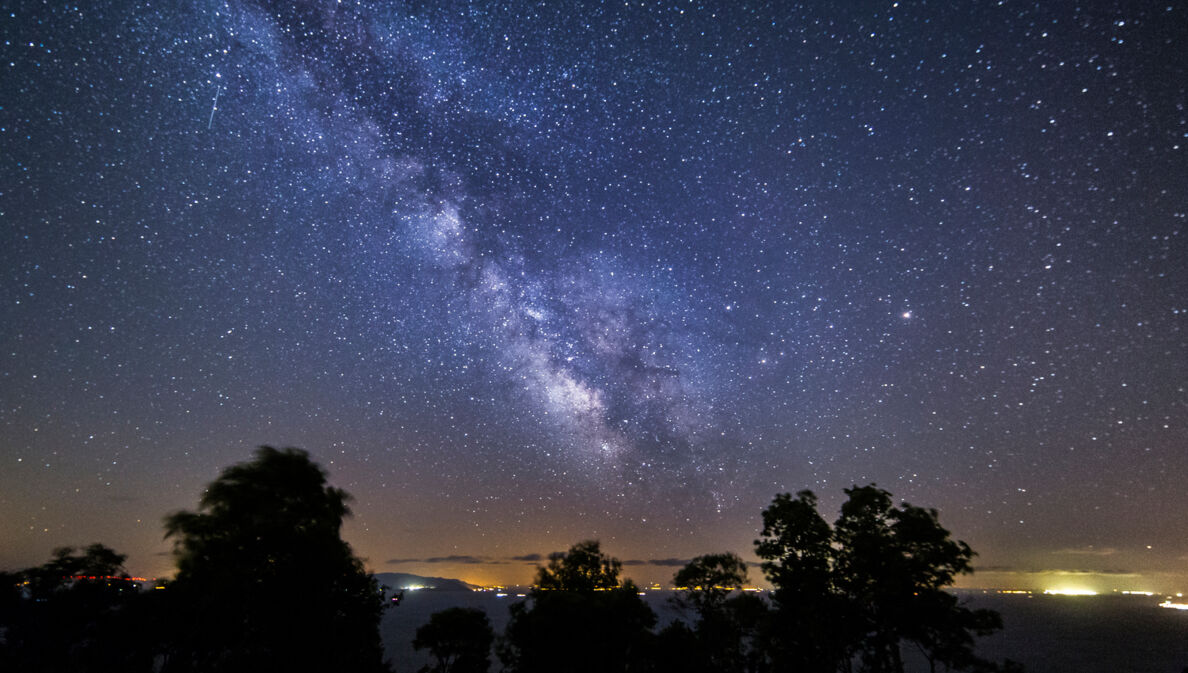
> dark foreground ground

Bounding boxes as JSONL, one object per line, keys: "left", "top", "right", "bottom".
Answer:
{"left": 379, "top": 590, "right": 1188, "bottom": 673}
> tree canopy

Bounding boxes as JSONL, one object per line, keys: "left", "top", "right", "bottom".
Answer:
{"left": 161, "top": 446, "right": 388, "bottom": 673}
{"left": 672, "top": 552, "right": 749, "bottom": 616}
{"left": 500, "top": 540, "right": 656, "bottom": 673}
{"left": 414, "top": 606, "right": 495, "bottom": 673}
{"left": 659, "top": 552, "right": 765, "bottom": 673}
{"left": 0, "top": 544, "right": 150, "bottom": 673}
{"left": 755, "top": 484, "right": 1003, "bottom": 673}
{"left": 22, "top": 544, "right": 130, "bottom": 598}
{"left": 535, "top": 539, "right": 623, "bottom": 592}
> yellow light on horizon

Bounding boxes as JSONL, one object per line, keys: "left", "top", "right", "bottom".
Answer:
{"left": 1159, "top": 600, "right": 1188, "bottom": 611}
{"left": 1043, "top": 588, "right": 1098, "bottom": 596}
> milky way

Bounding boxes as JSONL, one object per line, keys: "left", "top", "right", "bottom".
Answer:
{"left": 1, "top": 1, "right": 1185, "bottom": 588}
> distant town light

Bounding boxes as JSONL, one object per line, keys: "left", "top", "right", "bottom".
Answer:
{"left": 1043, "top": 588, "right": 1098, "bottom": 596}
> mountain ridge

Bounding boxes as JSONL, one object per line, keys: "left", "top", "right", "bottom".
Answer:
{"left": 374, "top": 571, "right": 477, "bottom": 592}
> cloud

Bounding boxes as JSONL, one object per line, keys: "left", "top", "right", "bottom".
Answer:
{"left": 622, "top": 558, "right": 690, "bottom": 567}
{"left": 976, "top": 567, "right": 1139, "bottom": 578}
{"left": 510, "top": 553, "right": 543, "bottom": 563}
{"left": 646, "top": 558, "right": 691, "bottom": 567}
{"left": 386, "top": 555, "right": 495, "bottom": 565}
{"left": 425, "top": 555, "right": 489, "bottom": 565}
{"left": 1051, "top": 546, "right": 1118, "bottom": 556}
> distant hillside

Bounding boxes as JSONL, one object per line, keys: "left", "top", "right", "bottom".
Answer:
{"left": 373, "top": 572, "right": 477, "bottom": 592}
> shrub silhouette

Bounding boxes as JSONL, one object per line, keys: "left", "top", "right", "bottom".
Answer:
{"left": 414, "top": 606, "right": 494, "bottom": 673}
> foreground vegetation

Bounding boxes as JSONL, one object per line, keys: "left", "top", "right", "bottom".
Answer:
{"left": 0, "top": 447, "right": 1018, "bottom": 673}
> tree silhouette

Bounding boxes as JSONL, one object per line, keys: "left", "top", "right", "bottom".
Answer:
{"left": 535, "top": 539, "right": 622, "bottom": 592}
{"left": 26, "top": 544, "right": 128, "bottom": 589}
{"left": 834, "top": 485, "right": 998, "bottom": 673}
{"left": 500, "top": 540, "right": 656, "bottom": 673}
{"left": 161, "top": 446, "right": 388, "bottom": 673}
{"left": 672, "top": 552, "right": 749, "bottom": 617}
{"left": 756, "top": 486, "right": 1004, "bottom": 673}
{"left": 755, "top": 490, "right": 857, "bottom": 672}
{"left": 660, "top": 553, "right": 765, "bottom": 673}
{"left": 414, "top": 606, "right": 494, "bottom": 673}
{"left": 0, "top": 544, "right": 151, "bottom": 673}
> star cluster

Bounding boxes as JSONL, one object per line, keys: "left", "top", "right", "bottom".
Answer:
{"left": 1, "top": 1, "right": 1185, "bottom": 588}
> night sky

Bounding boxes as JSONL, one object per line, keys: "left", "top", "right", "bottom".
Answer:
{"left": 2, "top": 1, "right": 1185, "bottom": 591}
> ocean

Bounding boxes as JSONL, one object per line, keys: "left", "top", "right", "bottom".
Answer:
{"left": 379, "top": 591, "right": 1188, "bottom": 673}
